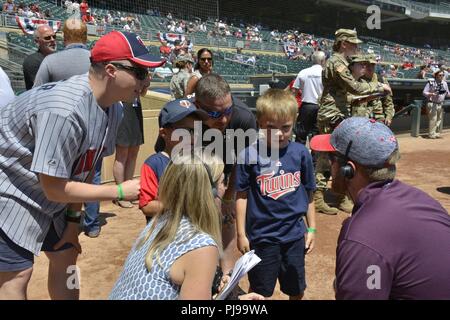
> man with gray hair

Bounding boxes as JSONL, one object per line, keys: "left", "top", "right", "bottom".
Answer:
{"left": 22, "top": 24, "right": 57, "bottom": 90}
{"left": 310, "top": 117, "right": 450, "bottom": 299}
{"left": 292, "top": 50, "right": 326, "bottom": 144}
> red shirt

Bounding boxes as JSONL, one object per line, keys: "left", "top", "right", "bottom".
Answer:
{"left": 288, "top": 79, "right": 302, "bottom": 109}
{"left": 82, "top": 15, "right": 94, "bottom": 23}
{"left": 139, "top": 152, "right": 170, "bottom": 209}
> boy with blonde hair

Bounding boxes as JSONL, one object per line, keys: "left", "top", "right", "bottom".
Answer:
{"left": 235, "top": 89, "right": 316, "bottom": 299}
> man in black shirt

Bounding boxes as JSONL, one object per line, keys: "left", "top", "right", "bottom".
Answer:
{"left": 22, "top": 25, "right": 57, "bottom": 90}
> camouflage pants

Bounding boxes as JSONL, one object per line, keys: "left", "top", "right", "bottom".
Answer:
{"left": 315, "top": 121, "right": 333, "bottom": 190}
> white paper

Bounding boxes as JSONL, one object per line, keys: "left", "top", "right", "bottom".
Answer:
{"left": 215, "top": 250, "right": 261, "bottom": 300}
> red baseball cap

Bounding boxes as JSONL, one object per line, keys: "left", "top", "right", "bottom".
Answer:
{"left": 91, "top": 31, "right": 166, "bottom": 68}
{"left": 309, "top": 134, "right": 335, "bottom": 152}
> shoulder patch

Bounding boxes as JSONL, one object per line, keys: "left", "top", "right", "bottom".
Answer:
{"left": 336, "top": 64, "right": 346, "bottom": 73}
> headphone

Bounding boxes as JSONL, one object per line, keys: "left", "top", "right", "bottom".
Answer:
{"left": 340, "top": 141, "right": 355, "bottom": 180}
{"left": 201, "top": 162, "right": 218, "bottom": 198}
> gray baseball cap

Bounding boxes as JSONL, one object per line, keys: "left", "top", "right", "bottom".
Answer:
{"left": 310, "top": 117, "right": 399, "bottom": 168}
{"left": 159, "top": 98, "right": 208, "bottom": 128}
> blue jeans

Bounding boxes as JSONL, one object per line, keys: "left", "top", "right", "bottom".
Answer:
{"left": 83, "top": 160, "right": 103, "bottom": 232}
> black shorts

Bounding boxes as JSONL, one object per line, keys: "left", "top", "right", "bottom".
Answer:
{"left": 0, "top": 224, "right": 73, "bottom": 272}
{"left": 248, "top": 237, "right": 306, "bottom": 297}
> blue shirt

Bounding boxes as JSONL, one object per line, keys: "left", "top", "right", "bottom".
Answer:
{"left": 236, "top": 140, "right": 316, "bottom": 244}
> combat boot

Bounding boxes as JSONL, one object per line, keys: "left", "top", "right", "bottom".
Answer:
{"left": 336, "top": 194, "right": 354, "bottom": 213}
{"left": 314, "top": 190, "right": 338, "bottom": 215}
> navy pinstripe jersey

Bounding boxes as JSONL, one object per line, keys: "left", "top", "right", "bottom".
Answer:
{"left": 0, "top": 73, "right": 122, "bottom": 255}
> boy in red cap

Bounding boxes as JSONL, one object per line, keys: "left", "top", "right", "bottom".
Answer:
{"left": 0, "top": 31, "right": 164, "bottom": 300}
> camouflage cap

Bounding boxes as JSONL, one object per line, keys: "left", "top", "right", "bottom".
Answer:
{"left": 335, "top": 28, "right": 362, "bottom": 44}
{"left": 366, "top": 53, "right": 378, "bottom": 64}
{"left": 348, "top": 54, "right": 369, "bottom": 65}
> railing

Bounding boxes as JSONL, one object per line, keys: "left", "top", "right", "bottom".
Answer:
{"left": 268, "top": 62, "right": 287, "bottom": 74}
{"left": 392, "top": 100, "right": 422, "bottom": 137}
{"left": 222, "top": 51, "right": 257, "bottom": 68}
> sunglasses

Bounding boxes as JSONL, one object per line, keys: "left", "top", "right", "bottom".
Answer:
{"left": 200, "top": 57, "right": 213, "bottom": 62}
{"left": 199, "top": 105, "right": 233, "bottom": 119}
{"left": 41, "top": 35, "right": 56, "bottom": 41}
{"left": 110, "top": 63, "right": 149, "bottom": 81}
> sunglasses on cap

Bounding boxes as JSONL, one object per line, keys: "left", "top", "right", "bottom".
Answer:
{"left": 41, "top": 34, "right": 56, "bottom": 41}
{"left": 110, "top": 62, "right": 149, "bottom": 81}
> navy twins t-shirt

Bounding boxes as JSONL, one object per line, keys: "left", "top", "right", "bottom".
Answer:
{"left": 236, "top": 140, "right": 316, "bottom": 245}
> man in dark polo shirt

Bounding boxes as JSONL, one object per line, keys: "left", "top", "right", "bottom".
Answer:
{"left": 22, "top": 25, "right": 57, "bottom": 90}
{"left": 155, "top": 74, "right": 257, "bottom": 275}
{"left": 310, "top": 117, "right": 450, "bottom": 299}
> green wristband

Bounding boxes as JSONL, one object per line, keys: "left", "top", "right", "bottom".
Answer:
{"left": 307, "top": 227, "right": 317, "bottom": 233}
{"left": 117, "top": 184, "right": 124, "bottom": 201}
{"left": 66, "top": 209, "right": 81, "bottom": 218}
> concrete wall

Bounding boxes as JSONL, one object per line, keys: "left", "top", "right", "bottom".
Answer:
{"left": 101, "top": 91, "right": 171, "bottom": 183}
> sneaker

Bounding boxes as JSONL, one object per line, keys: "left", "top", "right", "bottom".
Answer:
{"left": 85, "top": 227, "right": 101, "bottom": 238}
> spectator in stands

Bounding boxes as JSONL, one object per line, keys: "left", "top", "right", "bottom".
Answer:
{"left": 22, "top": 25, "right": 57, "bottom": 90}
{"left": 152, "top": 65, "right": 173, "bottom": 80}
{"left": 2, "top": 0, "right": 16, "bottom": 14}
{"left": 185, "top": 48, "right": 213, "bottom": 96}
{"left": 293, "top": 50, "right": 326, "bottom": 144}
{"left": 82, "top": 9, "right": 95, "bottom": 24}
{"left": 311, "top": 117, "right": 450, "bottom": 300}
{"left": 0, "top": 66, "right": 15, "bottom": 108}
{"left": 245, "top": 55, "right": 256, "bottom": 66}
{"left": 170, "top": 54, "right": 194, "bottom": 99}
{"left": 43, "top": 9, "right": 52, "bottom": 19}
{"left": 79, "top": 0, "right": 88, "bottom": 17}
{"left": 122, "top": 20, "right": 131, "bottom": 32}
{"left": 423, "top": 70, "right": 449, "bottom": 139}
{"left": 416, "top": 65, "right": 428, "bottom": 79}
{"left": 441, "top": 65, "right": 449, "bottom": 80}
{"left": 386, "top": 65, "right": 398, "bottom": 78}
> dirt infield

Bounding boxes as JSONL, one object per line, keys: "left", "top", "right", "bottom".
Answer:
{"left": 27, "top": 131, "right": 450, "bottom": 300}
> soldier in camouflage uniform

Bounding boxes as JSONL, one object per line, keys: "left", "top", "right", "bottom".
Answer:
{"left": 348, "top": 55, "right": 372, "bottom": 117}
{"left": 315, "top": 29, "right": 392, "bottom": 215}
{"left": 169, "top": 54, "right": 194, "bottom": 99}
{"left": 364, "top": 54, "right": 395, "bottom": 126}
